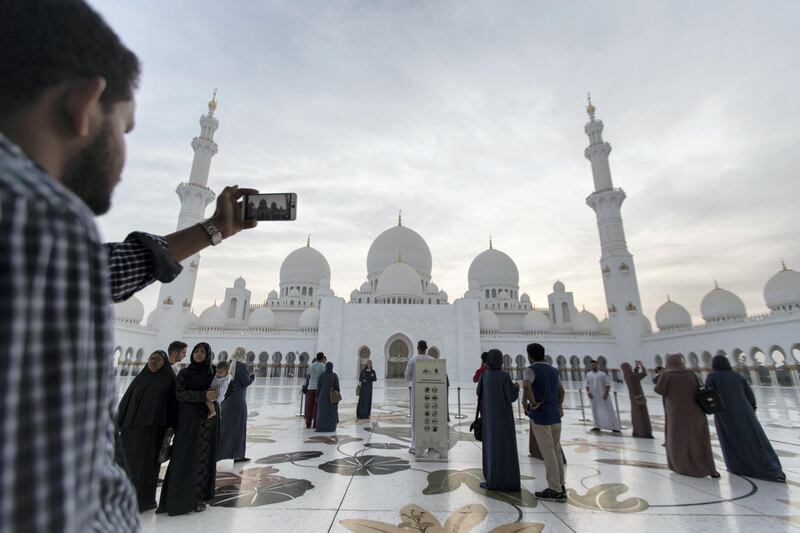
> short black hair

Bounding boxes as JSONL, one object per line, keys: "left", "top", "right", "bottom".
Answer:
{"left": 591, "top": 359, "right": 598, "bottom": 364}
{"left": 216, "top": 361, "right": 230, "bottom": 370}
{"left": 480, "top": 351, "right": 489, "bottom": 363}
{"left": 0, "top": 0, "right": 140, "bottom": 114}
{"left": 168, "top": 341, "right": 187, "bottom": 354}
{"left": 315, "top": 352, "right": 325, "bottom": 361}
{"left": 417, "top": 340, "right": 427, "bottom": 351}
{"left": 526, "top": 343, "right": 545, "bottom": 362}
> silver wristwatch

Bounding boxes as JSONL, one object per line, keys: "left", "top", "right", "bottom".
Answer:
{"left": 200, "top": 219, "right": 222, "bottom": 246}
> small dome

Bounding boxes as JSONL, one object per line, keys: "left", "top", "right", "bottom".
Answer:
{"left": 289, "top": 287, "right": 301, "bottom": 297}
{"left": 367, "top": 224, "right": 432, "bottom": 279}
{"left": 247, "top": 307, "right": 275, "bottom": 328}
{"left": 114, "top": 295, "right": 144, "bottom": 323}
{"left": 280, "top": 245, "right": 331, "bottom": 284}
{"left": 189, "top": 311, "right": 200, "bottom": 328}
{"left": 498, "top": 290, "right": 511, "bottom": 300}
{"left": 268, "top": 290, "right": 279, "bottom": 299}
{"left": 468, "top": 248, "right": 519, "bottom": 288}
{"left": 146, "top": 307, "right": 165, "bottom": 328}
{"left": 360, "top": 281, "right": 372, "bottom": 293}
{"left": 764, "top": 265, "right": 800, "bottom": 310}
{"left": 298, "top": 307, "right": 320, "bottom": 329}
{"left": 234, "top": 276, "right": 246, "bottom": 289}
{"left": 479, "top": 309, "right": 500, "bottom": 331}
{"left": 437, "top": 289, "right": 448, "bottom": 302}
{"left": 523, "top": 310, "right": 550, "bottom": 332}
{"left": 599, "top": 317, "right": 610, "bottom": 334}
{"left": 553, "top": 280, "right": 565, "bottom": 293}
{"left": 427, "top": 282, "right": 439, "bottom": 294}
{"left": 520, "top": 293, "right": 531, "bottom": 303}
{"left": 350, "top": 289, "right": 361, "bottom": 301}
{"left": 701, "top": 285, "right": 746, "bottom": 322}
{"left": 199, "top": 305, "right": 225, "bottom": 328}
{"left": 655, "top": 299, "right": 692, "bottom": 330}
{"left": 375, "top": 262, "right": 424, "bottom": 299}
{"left": 640, "top": 315, "right": 653, "bottom": 336}
{"left": 574, "top": 308, "right": 600, "bottom": 333}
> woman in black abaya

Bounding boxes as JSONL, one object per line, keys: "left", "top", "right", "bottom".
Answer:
{"left": 117, "top": 350, "right": 177, "bottom": 511}
{"left": 157, "top": 342, "right": 219, "bottom": 515}
{"left": 706, "top": 355, "right": 785, "bottom": 482}
{"left": 356, "top": 359, "right": 377, "bottom": 420}
{"left": 218, "top": 350, "right": 255, "bottom": 462}
{"left": 477, "top": 349, "right": 521, "bottom": 491}
{"left": 315, "top": 362, "right": 340, "bottom": 432}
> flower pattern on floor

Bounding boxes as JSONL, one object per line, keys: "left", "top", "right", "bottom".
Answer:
{"left": 423, "top": 467, "right": 538, "bottom": 508}
{"left": 210, "top": 467, "right": 315, "bottom": 508}
{"left": 319, "top": 455, "right": 411, "bottom": 476}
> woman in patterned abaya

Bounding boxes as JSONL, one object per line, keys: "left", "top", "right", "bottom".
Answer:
{"left": 477, "top": 349, "right": 521, "bottom": 491}
{"left": 117, "top": 350, "right": 177, "bottom": 511}
{"left": 654, "top": 353, "right": 718, "bottom": 478}
{"left": 621, "top": 361, "right": 653, "bottom": 438}
{"left": 218, "top": 350, "right": 255, "bottom": 462}
{"left": 706, "top": 355, "right": 785, "bottom": 482}
{"left": 356, "top": 359, "right": 377, "bottom": 420}
{"left": 157, "top": 342, "right": 219, "bottom": 515}
{"left": 315, "top": 362, "right": 340, "bottom": 432}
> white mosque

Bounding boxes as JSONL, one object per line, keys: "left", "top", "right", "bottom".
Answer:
{"left": 112, "top": 95, "right": 800, "bottom": 387}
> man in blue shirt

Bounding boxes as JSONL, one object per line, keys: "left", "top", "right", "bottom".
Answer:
{"left": 524, "top": 343, "right": 567, "bottom": 502}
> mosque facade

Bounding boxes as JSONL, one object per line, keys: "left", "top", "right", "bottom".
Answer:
{"left": 112, "top": 96, "right": 800, "bottom": 387}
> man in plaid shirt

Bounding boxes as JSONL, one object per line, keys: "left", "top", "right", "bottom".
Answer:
{"left": 0, "top": 1, "right": 257, "bottom": 531}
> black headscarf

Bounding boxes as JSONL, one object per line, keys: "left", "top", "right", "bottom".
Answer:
{"left": 487, "top": 349, "right": 503, "bottom": 370}
{"left": 181, "top": 342, "right": 214, "bottom": 391}
{"left": 325, "top": 361, "right": 334, "bottom": 373}
{"left": 712, "top": 355, "right": 733, "bottom": 371}
{"left": 117, "top": 350, "right": 176, "bottom": 428}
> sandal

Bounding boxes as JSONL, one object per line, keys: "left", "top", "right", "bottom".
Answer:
{"left": 195, "top": 502, "right": 207, "bottom": 512}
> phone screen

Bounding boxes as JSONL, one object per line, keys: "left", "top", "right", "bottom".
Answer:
{"left": 243, "top": 193, "right": 297, "bottom": 221}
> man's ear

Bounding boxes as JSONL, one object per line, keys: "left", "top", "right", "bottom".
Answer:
{"left": 63, "top": 77, "right": 107, "bottom": 137}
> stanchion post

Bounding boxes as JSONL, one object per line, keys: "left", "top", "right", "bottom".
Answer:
{"left": 407, "top": 386, "right": 412, "bottom": 418}
{"left": 578, "top": 388, "right": 587, "bottom": 421}
{"left": 454, "top": 386, "right": 467, "bottom": 419}
{"left": 296, "top": 389, "right": 305, "bottom": 417}
{"left": 613, "top": 390, "right": 621, "bottom": 422}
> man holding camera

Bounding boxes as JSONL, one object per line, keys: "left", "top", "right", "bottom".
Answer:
{"left": 0, "top": 2, "right": 257, "bottom": 531}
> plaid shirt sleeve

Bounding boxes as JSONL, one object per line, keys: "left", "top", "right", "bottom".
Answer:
{"left": 106, "top": 232, "right": 182, "bottom": 303}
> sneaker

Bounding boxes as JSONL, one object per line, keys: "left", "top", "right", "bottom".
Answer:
{"left": 612, "top": 430, "right": 622, "bottom": 434}
{"left": 590, "top": 427, "right": 600, "bottom": 432}
{"left": 535, "top": 488, "right": 567, "bottom": 502}
{"left": 408, "top": 448, "right": 415, "bottom": 455}
{"left": 233, "top": 457, "right": 251, "bottom": 463}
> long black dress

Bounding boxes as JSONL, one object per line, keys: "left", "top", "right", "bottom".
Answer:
{"left": 316, "top": 363, "right": 340, "bottom": 432}
{"left": 705, "top": 356, "right": 785, "bottom": 482}
{"left": 477, "top": 350, "right": 521, "bottom": 491}
{"left": 117, "top": 352, "right": 177, "bottom": 511}
{"left": 356, "top": 368, "right": 377, "bottom": 419}
{"left": 157, "top": 344, "right": 219, "bottom": 516}
{"left": 218, "top": 360, "right": 255, "bottom": 460}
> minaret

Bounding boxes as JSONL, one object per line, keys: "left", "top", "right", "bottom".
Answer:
{"left": 156, "top": 91, "right": 219, "bottom": 314}
{"left": 584, "top": 95, "right": 645, "bottom": 359}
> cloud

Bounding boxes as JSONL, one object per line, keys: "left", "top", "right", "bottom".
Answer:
{"left": 92, "top": 0, "right": 800, "bottom": 323}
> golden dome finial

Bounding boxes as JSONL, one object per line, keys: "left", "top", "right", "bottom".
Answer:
{"left": 489, "top": 235, "right": 493, "bottom": 250}
{"left": 307, "top": 234, "right": 311, "bottom": 247}
{"left": 714, "top": 280, "right": 719, "bottom": 290}
{"left": 586, "top": 92, "right": 596, "bottom": 120}
{"left": 398, "top": 209, "right": 403, "bottom": 227}
{"left": 208, "top": 88, "right": 218, "bottom": 114}
{"left": 781, "top": 259, "right": 788, "bottom": 271}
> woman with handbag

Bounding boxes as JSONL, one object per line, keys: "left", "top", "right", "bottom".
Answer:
{"left": 315, "top": 362, "right": 340, "bottom": 432}
{"left": 356, "top": 359, "right": 377, "bottom": 420}
{"left": 476, "top": 349, "right": 521, "bottom": 491}
{"left": 655, "top": 354, "right": 719, "bottom": 478}
{"left": 706, "top": 355, "right": 785, "bottom": 482}
{"left": 117, "top": 350, "right": 177, "bottom": 512}
{"left": 621, "top": 361, "right": 653, "bottom": 438}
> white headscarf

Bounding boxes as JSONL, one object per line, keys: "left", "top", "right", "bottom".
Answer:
{"left": 229, "top": 347, "right": 247, "bottom": 379}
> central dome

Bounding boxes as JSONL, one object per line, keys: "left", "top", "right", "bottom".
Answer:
{"left": 280, "top": 245, "right": 331, "bottom": 285}
{"left": 468, "top": 248, "right": 519, "bottom": 288}
{"left": 376, "top": 262, "right": 424, "bottom": 299}
{"left": 701, "top": 285, "right": 746, "bottom": 322}
{"left": 367, "top": 224, "right": 432, "bottom": 280}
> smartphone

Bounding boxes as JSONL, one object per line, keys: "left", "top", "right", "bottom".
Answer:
{"left": 242, "top": 193, "right": 297, "bottom": 221}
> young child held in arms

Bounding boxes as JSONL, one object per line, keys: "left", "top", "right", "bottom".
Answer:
{"left": 207, "top": 361, "right": 231, "bottom": 419}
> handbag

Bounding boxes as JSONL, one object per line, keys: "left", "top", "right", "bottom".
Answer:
{"left": 356, "top": 385, "right": 361, "bottom": 396}
{"left": 694, "top": 376, "right": 725, "bottom": 415}
{"left": 469, "top": 398, "right": 482, "bottom": 441}
{"left": 330, "top": 389, "right": 342, "bottom": 404}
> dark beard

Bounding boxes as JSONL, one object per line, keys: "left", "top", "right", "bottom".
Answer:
{"left": 61, "top": 121, "right": 121, "bottom": 215}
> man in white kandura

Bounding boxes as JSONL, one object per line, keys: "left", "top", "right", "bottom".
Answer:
{"left": 584, "top": 360, "right": 622, "bottom": 433}
{"left": 404, "top": 339, "right": 433, "bottom": 454}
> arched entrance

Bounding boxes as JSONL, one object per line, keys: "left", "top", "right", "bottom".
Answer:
{"left": 385, "top": 334, "right": 412, "bottom": 379}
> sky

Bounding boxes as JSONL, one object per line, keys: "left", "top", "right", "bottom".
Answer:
{"left": 90, "top": 0, "right": 800, "bottom": 324}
